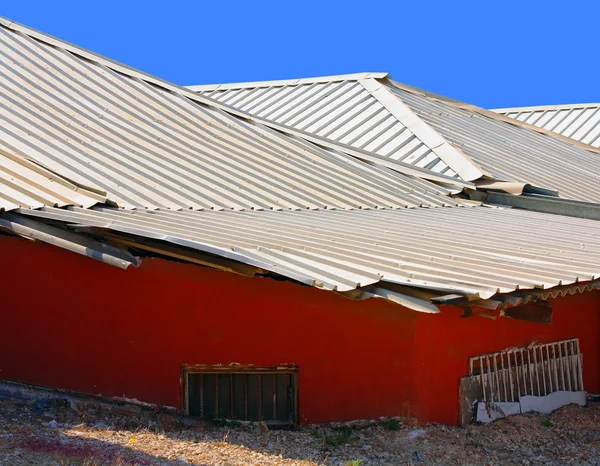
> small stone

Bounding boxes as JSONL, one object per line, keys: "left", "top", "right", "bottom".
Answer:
{"left": 408, "top": 428, "right": 426, "bottom": 440}
{"left": 47, "top": 419, "right": 58, "bottom": 428}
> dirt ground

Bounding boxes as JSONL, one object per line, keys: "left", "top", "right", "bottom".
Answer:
{"left": 0, "top": 398, "right": 598, "bottom": 465}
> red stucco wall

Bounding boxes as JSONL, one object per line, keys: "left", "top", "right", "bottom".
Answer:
{"left": 1, "top": 236, "right": 598, "bottom": 425}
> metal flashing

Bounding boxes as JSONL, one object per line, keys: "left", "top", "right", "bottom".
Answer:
{"left": 188, "top": 72, "right": 389, "bottom": 92}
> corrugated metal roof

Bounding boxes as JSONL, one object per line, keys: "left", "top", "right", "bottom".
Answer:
{"left": 1, "top": 18, "right": 599, "bottom": 312}
{"left": 192, "top": 74, "right": 600, "bottom": 203}
{"left": 472, "top": 279, "right": 600, "bottom": 311}
{"left": 494, "top": 103, "right": 600, "bottom": 148}
{"left": 190, "top": 74, "right": 484, "bottom": 181}
{"left": 387, "top": 83, "right": 600, "bottom": 204}
{"left": 17, "top": 205, "right": 600, "bottom": 299}
{"left": 0, "top": 142, "right": 104, "bottom": 211}
{"left": 0, "top": 21, "right": 461, "bottom": 212}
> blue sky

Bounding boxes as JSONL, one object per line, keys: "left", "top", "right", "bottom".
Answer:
{"left": 2, "top": 1, "right": 598, "bottom": 109}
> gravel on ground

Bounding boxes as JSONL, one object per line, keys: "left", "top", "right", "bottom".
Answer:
{"left": 0, "top": 398, "right": 598, "bottom": 465}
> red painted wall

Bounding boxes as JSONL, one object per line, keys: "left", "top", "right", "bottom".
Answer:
{"left": 1, "top": 236, "right": 598, "bottom": 425}
{"left": 414, "top": 294, "right": 600, "bottom": 424}
{"left": 0, "top": 237, "right": 419, "bottom": 424}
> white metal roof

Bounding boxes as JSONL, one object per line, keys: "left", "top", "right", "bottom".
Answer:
{"left": 390, "top": 83, "right": 600, "bottom": 204}
{"left": 0, "top": 142, "right": 104, "bottom": 211}
{"left": 0, "top": 20, "right": 463, "bottom": 212}
{"left": 191, "top": 75, "right": 485, "bottom": 181}
{"left": 192, "top": 74, "right": 600, "bottom": 203}
{"left": 3, "top": 17, "right": 600, "bottom": 311}
{"left": 18, "top": 205, "right": 600, "bottom": 300}
{"left": 494, "top": 103, "right": 600, "bottom": 148}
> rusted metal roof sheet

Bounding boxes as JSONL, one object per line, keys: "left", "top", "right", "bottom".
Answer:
{"left": 18, "top": 205, "right": 600, "bottom": 300}
{"left": 388, "top": 83, "right": 600, "bottom": 203}
{"left": 494, "top": 104, "right": 600, "bottom": 148}
{"left": 0, "top": 21, "right": 460, "bottom": 212}
{"left": 0, "top": 143, "right": 104, "bottom": 211}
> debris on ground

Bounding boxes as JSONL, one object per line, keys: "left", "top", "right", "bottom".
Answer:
{"left": 0, "top": 398, "right": 598, "bottom": 465}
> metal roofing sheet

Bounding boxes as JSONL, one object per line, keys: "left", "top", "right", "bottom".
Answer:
{"left": 472, "top": 279, "right": 600, "bottom": 311}
{"left": 192, "top": 74, "right": 600, "bottom": 203}
{"left": 191, "top": 74, "right": 485, "bottom": 181}
{"left": 494, "top": 104, "right": 600, "bottom": 148}
{"left": 0, "top": 212, "right": 138, "bottom": 269}
{"left": 388, "top": 84, "right": 600, "bottom": 204}
{"left": 0, "top": 142, "right": 104, "bottom": 211}
{"left": 18, "top": 205, "right": 600, "bottom": 299}
{"left": 0, "top": 23, "right": 459, "bottom": 212}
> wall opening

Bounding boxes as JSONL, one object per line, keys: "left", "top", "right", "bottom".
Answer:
{"left": 183, "top": 365, "right": 298, "bottom": 425}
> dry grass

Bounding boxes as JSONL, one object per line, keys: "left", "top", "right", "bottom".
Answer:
{"left": 0, "top": 398, "right": 598, "bottom": 465}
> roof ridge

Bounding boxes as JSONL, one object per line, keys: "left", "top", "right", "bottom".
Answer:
{"left": 493, "top": 103, "right": 600, "bottom": 113}
{"left": 358, "top": 78, "right": 486, "bottom": 182}
{"left": 186, "top": 72, "right": 389, "bottom": 92}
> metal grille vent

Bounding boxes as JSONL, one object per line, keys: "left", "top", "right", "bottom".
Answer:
{"left": 469, "top": 339, "right": 584, "bottom": 403}
{"left": 185, "top": 367, "right": 297, "bottom": 425}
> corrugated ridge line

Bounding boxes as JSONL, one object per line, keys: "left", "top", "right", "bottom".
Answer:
{"left": 18, "top": 206, "right": 600, "bottom": 298}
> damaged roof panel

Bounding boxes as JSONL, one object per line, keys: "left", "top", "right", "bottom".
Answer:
{"left": 0, "top": 142, "right": 104, "bottom": 211}
{"left": 16, "top": 205, "right": 600, "bottom": 300}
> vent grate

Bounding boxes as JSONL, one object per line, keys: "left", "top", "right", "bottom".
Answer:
{"left": 184, "top": 367, "right": 297, "bottom": 424}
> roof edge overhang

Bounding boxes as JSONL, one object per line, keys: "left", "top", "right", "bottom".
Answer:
{"left": 0, "top": 212, "right": 139, "bottom": 269}
{"left": 469, "top": 278, "right": 600, "bottom": 312}
{"left": 5, "top": 207, "right": 600, "bottom": 317}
